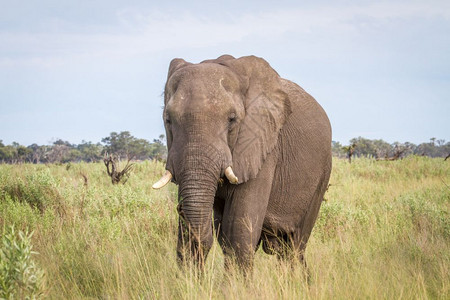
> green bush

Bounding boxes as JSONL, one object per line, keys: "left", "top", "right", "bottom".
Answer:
{"left": 0, "top": 226, "right": 44, "bottom": 299}
{"left": 0, "top": 169, "right": 63, "bottom": 213}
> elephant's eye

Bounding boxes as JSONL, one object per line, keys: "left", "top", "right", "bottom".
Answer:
{"left": 228, "top": 113, "right": 237, "bottom": 131}
{"left": 228, "top": 113, "right": 237, "bottom": 123}
{"left": 165, "top": 117, "right": 171, "bottom": 125}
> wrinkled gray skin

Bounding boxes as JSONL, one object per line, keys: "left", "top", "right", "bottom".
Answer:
{"left": 162, "top": 55, "right": 331, "bottom": 271}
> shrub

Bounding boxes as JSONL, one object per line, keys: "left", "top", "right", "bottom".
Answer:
{"left": 0, "top": 170, "right": 63, "bottom": 213}
{"left": 0, "top": 226, "right": 44, "bottom": 299}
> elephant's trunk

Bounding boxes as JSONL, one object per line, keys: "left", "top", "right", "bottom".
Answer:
{"left": 179, "top": 168, "right": 218, "bottom": 229}
{"left": 175, "top": 143, "right": 223, "bottom": 266}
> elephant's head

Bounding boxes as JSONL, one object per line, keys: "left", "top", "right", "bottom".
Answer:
{"left": 153, "top": 55, "right": 291, "bottom": 266}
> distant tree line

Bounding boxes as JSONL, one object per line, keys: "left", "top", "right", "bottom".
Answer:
{"left": 1, "top": 133, "right": 448, "bottom": 164}
{"left": 0, "top": 131, "right": 167, "bottom": 164}
{"left": 332, "top": 137, "right": 450, "bottom": 160}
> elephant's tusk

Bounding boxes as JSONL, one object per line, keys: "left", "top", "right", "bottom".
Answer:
{"left": 225, "top": 166, "right": 239, "bottom": 184}
{"left": 152, "top": 170, "right": 173, "bottom": 189}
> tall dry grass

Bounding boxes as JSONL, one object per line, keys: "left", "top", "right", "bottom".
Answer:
{"left": 0, "top": 157, "right": 448, "bottom": 299}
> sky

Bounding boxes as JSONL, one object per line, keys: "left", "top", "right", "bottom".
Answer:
{"left": 1, "top": 0, "right": 449, "bottom": 146}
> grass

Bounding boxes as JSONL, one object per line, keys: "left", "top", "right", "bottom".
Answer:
{"left": 0, "top": 157, "right": 448, "bottom": 299}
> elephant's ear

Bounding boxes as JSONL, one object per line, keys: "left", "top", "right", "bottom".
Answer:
{"left": 167, "top": 58, "right": 191, "bottom": 79}
{"left": 165, "top": 58, "right": 191, "bottom": 104}
{"left": 222, "top": 56, "right": 292, "bottom": 183}
{"left": 201, "top": 54, "right": 235, "bottom": 64}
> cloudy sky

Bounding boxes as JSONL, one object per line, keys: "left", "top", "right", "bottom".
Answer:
{"left": 1, "top": 0, "right": 449, "bottom": 146}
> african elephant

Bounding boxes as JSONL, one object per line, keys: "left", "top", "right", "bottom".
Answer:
{"left": 153, "top": 55, "right": 332, "bottom": 271}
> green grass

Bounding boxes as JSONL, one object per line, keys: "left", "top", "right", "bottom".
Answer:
{"left": 0, "top": 157, "right": 448, "bottom": 299}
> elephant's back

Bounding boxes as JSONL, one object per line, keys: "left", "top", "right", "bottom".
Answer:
{"left": 264, "top": 78, "right": 332, "bottom": 233}
{"left": 281, "top": 79, "right": 331, "bottom": 135}
{"left": 280, "top": 78, "right": 331, "bottom": 155}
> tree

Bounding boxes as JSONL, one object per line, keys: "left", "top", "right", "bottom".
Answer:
{"left": 102, "top": 131, "right": 135, "bottom": 158}
{"left": 101, "top": 131, "right": 166, "bottom": 160}
{"left": 103, "top": 154, "right": 134, "bottom": 184}
{"left": 331, "top": 141, "right": 346, "bottom": 158}
{"left": 349, "top": 137, "right": 379, "bottom": 157}
{"left": 149, "top": 135, "right": 167, "bottom": 161}
{"left": 46, "top": 140, "right": 73, "bottom": 163}
{"left": 403, "top": 142, "right": 417, "bottom": 156}
{"left": 0, "top": 142, "right": 15, "bottom": 162}
{"left": 1, "top": 142, "right": 32, "bottom": 164}
{"left": 77, "top": 141, "right": 103, "bottom": 162}
{"left": 373, "top": 139, "right": 392, "bottom": 158}
{"left": 16, "top": 145, "right": 32, "bottom": 163}
{"left": 64, "top": 149, "right": 82, "bottom": 163}
{"left": 27, "top": 144, "right": 50, "bottom": 164}
{"left": 342, "top": 143, "right": 356, "bottom": 163}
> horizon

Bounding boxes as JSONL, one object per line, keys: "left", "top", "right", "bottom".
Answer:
{"left": 1, "top": 1, "right": 449, "bottom": 146}
{"left": 0, "top": 130, "right": 447, "bottom": 147}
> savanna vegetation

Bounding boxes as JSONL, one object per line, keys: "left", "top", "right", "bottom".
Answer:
{"left": 1, "top": 156, "right": 448, "bottom": 299}
{"left": 332, "top": 137, "right": 450, "bottom": 160}
{"left": 1, "top": 134, "right": 449, "bottom": 165}
{"left": 0, "top": 131, "right": 167, "bottom": 164}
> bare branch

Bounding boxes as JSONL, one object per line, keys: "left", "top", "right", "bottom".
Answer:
{"left": 103, "top": 153, "right": 134, "bottom": 184}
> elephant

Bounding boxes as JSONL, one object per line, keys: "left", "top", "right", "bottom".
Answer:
{"left": 153, "top": 55, "right": 332, "bottom": 272}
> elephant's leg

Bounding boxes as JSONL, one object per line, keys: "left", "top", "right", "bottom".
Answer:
{"left": 261, "top": 230, "right": 310, "bottom": 281}
{"left": 285, "top": 169, "right": 331, "bottom": 271}
{"left": 219, "top": 153, "right": 277, "bottom": 272}
{"left": 261, "top": 229, "right": 290, "bottom": 257}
